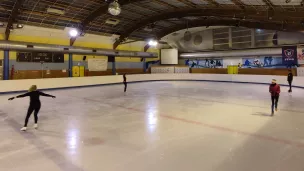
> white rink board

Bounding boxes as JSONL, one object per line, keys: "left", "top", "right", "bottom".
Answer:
{"left": 174, "top": 67, "right": 189, "bottom": 73}
{"left": 151, "top": 67, "right": 175, "bottom": 73}
{"left": 0, "top": 74, "right": 304, "bottom": 93}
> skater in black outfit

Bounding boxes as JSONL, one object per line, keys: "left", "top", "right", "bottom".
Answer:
{"left": 8, "top": 85, "right": 56, "bottom": 131}
{"left": 287, "top": 70, "right": 293, "bottom": 92}
{"left": 123, "top": 74, "right": 127, "bottom": 92}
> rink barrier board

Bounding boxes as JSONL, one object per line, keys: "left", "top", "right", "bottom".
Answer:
{"left": 0, "top": 79, "right": 301, "bottom": 95}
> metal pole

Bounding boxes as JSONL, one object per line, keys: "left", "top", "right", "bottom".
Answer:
{"left": 3, "top": 50, "right": 9, "bottom": 80}
{"left": 112, "top": 58, "right": 116, "bottom": 75}
{"left": 41, "top": 62, "right": 44, "bottom": 78}
{"left": 69, "top": 53, "right": 73, "bottom": 77}
{"left": 143, "top": 58, "right": 146, "bottom": 72}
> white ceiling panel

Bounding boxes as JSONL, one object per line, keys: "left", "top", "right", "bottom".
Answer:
{"left": 271, "top": 0, "right": 302, "bottom": 5}
{"left": 241, "top": 0, "right": 266, "bottom": 5}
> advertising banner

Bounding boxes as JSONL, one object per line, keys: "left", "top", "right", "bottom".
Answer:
{"left": 282, "top": 46, "right": 297, "bottom": 66}
{"left": 297, "top": 47, "right": 304, "bottom": 64}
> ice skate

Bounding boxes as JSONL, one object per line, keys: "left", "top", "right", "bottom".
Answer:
{"left": 20, "top": 127, "right": 27, "bottom": 131}
{"left": 275, "top": 108, "right": 278, "bottom": 112}
{"left": 34, "top": 124, "right": 38, "bottom": 129}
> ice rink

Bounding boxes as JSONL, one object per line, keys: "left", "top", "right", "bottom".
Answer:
{"left": 0, "top": 81, "right": 304, "bottom": 171}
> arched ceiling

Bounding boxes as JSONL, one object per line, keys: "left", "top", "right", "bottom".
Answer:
{"left": 1, "top": 0, "right": 304, "bottom": 47}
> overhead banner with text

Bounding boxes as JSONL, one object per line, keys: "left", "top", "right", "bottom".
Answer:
{"left": 282, "top": 46, "right": 298, "bottom": 66}
{"left": 88, "top": 58, "right": 108, "bottom": 71}
{"left": 297, "top": 47, "right": 304, "bottom": 64}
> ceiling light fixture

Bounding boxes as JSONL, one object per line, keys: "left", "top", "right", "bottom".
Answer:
{"left": 148, "top": 40, "right": 158, "bottom": 46}
{"left": 108, "top": 0, "right": 121, "bottom": 16}
{"left": 16, "top": 24, "right": 23, "bottom": 28}
{"left": 69, "top": 29, "right": 79, "bottom": 37}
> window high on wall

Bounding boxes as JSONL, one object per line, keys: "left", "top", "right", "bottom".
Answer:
{"left": 255, "top": 29, "right": 277, "bottom": 47}
{"left": 213, "top": 28, "right": 229, "bottom": 50}
{"left": 231, "top": 27, "right": 251, "bottom": 49}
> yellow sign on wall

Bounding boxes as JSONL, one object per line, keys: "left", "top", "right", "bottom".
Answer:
{"left": 72, "top": 66, "right": 80, "bottom": 77}
{"left": 79, "top": 66, "right": 85, "bottom": 77}
{"left": 73, "top": 66, "right": 85, "bottom": 77}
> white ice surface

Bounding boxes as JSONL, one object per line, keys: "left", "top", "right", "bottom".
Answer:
{"left": 0, "top": 81, "right": 303, "bottom": 171}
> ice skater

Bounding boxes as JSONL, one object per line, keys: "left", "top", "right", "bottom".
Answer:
{"left": 8, "top": 85, "right": 56, "bottom": 131}
{"left": 269, "top": 79, "right": 280, "bottom": 116}
{"left": 123, "top": 74, "right": 127, "bottom": 92}
{"left": 287, "top": 70, "right": 293, "bottom": 93}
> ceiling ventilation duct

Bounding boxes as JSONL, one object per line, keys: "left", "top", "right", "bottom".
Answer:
{"left": 105, "top": 18, "right": 120, "bottom": 25}
{"left": 47, "top": 7, "right": 65, "bottom": 15}
{"left": 0, "top": 41, "right": 157, "bottom": 57}
{"left": 180, "top": 48, "right": 281, "bottom": 58}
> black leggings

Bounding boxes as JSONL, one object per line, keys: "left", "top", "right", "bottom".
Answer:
{"left": 271, "top": 96, "right": 279, "bottom": 112}
{"left": 124, "top": 82, "right": 127, "bottom": 92}
{"left": 288, "top": 80, "right": 292, "bottom": 91}
{"left": 24, "top": 103, "right": 41, "bottom": 127}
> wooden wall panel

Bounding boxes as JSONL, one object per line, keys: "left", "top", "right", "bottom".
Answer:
{"left": 191, "top": 68, "right": 227, "bottom": 74}
{"left": 10, "top": 68, "right": 298, "bottom": 80}
{"left": 13, "top": 70, "right": 68, "bottom": 80}
{"left": 239, "top": 68, "right": 297, "bottom": 76}
{"left": 190, "top": 68, "right": 297, "bottom": 76}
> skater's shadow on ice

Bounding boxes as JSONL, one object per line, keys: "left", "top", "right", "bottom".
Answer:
{"left": 252, "top": 112, "right": 272, "bottom": 117}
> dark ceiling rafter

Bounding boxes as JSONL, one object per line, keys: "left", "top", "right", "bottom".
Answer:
{"left": 230, "top": 0, "right": 245, "bottom": 9}
{"left": 70, "top": 0, "right": 144, "bottom": 46}
{"left": 153, "top": 0, "right": 178, "bottom": 9}
{"left": 5, "top": 0, "right": 24, "bottom": 40}
{"left": 176, "top": 0, "right": 197, "bottom": 8}
{"left": 204, "top": 0, "right": 220, "bottom": 7}
{"left": 262, "top": 0, "right": 275, "bottom": 8}
{"left": 155, "top": 19, "right": 302, "bottom": 39}
{"left": 113, "top": 8, "right": 304, "bottom": 49}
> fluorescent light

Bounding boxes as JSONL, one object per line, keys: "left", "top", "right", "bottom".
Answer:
{"left": 16, "top": 24, "right": 23, "bottom": 28}
{"left": 148, "top": 40, "right": 158, "bottom": 46}
{"left": 69, "top": 29, "right": 79, "bottom": 37}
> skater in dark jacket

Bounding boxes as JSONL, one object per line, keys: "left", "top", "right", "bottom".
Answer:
{"left": 123, "top": 74, "right": 127, "bottom": 92}
{"left": 269, "top": 79, "right": 280, "bottom": 116}
{"left": 8, "top": 85, "right": 56, "bottom": 131}
{"left": 287, "top": 70, "right": 293, "bottom": 92}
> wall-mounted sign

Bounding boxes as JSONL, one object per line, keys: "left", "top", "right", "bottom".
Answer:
{"left": 17, "top": 52, "right": 32, "bottom": 62}
{"left": 17, "top": 52, "right": 64, "bottom": 63}
{"left": 32, "top": 52, "right": 53, "bottom": 62}
{"left": 297, "top": 47, "right": 304, "bottom": 64}
{"left": 282, "top": 46, "right": 298, "bottom": 66}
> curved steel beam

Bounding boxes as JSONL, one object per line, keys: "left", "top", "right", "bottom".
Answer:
{"left": 113, "top": 8, "right": 304, "bottom": 49}
{"left": 5, "top": 0, "right": 24, "bottom": 40}
{"left": 155, "top": 19, "right": 302, "bottom": 39}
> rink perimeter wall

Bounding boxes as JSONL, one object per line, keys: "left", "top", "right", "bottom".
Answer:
{"left": 0, "top": 74, "right": 302, "bottom": 94}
